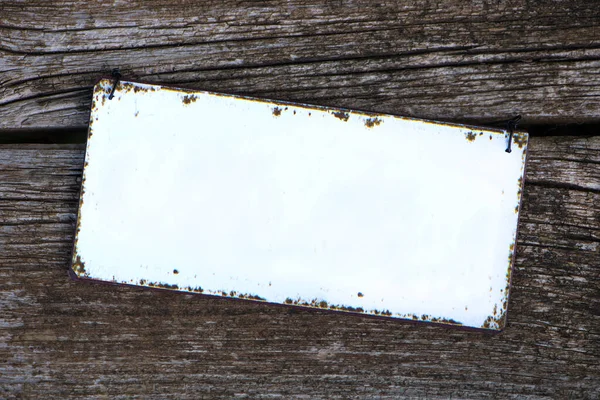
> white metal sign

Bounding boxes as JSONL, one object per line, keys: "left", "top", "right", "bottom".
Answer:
{"left": 72, "top": 79, "right": 528, "bottom": 330}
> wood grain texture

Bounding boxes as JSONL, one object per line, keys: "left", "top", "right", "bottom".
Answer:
{"left": 2, "top": 0, "right": 600, "bottom": 129}
{"left": 1, "top": 136, "right": 599, "bottom": 399}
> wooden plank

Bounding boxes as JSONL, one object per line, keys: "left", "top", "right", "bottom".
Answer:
{"left": 2, "top": 1, "right": 600, "bottom": 130}
{"left": 1, "top": 136, "right": 599, "bottom": 399}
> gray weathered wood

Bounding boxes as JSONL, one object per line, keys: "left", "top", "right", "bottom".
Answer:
{"left": 1, "top": 136, "right": 599, "bottom": 399}
{"left": 2, "top": 0, "right": 600, "bottom": 129}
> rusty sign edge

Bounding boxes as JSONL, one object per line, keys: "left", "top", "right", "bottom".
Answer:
{"left": 71, "top": 79, "right": 529, "bottom": 331}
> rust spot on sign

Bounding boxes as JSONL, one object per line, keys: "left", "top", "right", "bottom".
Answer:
{"left": 481, "top": 308, "right": 507, "bottom": 330}
{"left": 465, "top": 131, "right": 477, "bottom": 142}
{"left": 513, "top": 133, "right": 527, "bottom": 149}
{"left": 93, "top": 83, "right": 105, "bottom": 95}
{"left": 235, "top": 293, "right": 266, "bottom": 301}
{"left": 121, "top": 82, "right": 135, "bottom": 93}
{"left": 364, "top": 117, "right": 382, "bottom": 128}
{"left": 332, "top": 111, "right": 349, "bottom": 121}
{"left": 128, "top": 280, "right": 466, "bottom": 325}
{"left": 182, "top": 95, "right": 197, "bottom": 105}
{"left": 72, "top": 255, "right": 87, "bottom": 276}
{"left": 149, "top": 282, "right": 179, "bottom": 290}
{"left": 272, "top": 107, "right": 282, "bottom": 117}
{"left": 482, "top": 316, "right": 492, "bottom": 329}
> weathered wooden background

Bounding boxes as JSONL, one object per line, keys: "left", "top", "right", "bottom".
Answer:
{"left": 3, "top": 0, "right": 600, "bottom": 129}
{"left": 1, "top": 0, "right": 599, "bottom": 398}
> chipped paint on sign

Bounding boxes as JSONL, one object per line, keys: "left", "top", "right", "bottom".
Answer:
{"left": 74, "top": 79, "right": 529, "bottom": 331}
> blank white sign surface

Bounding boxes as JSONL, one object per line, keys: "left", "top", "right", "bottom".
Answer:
{"left": 73, "top": 79, "right": 528, "bottom": 330}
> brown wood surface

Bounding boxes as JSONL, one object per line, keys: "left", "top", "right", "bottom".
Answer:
{"left": 3, "top": 0, "right": 600, "bottom": 129}
{"left": 1, "top": 136, "right": 599, "bottom": 399}
{"left": 1, "top": 1, "right": 600, "bottom": 397}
